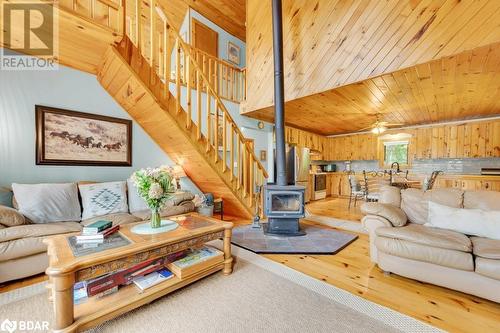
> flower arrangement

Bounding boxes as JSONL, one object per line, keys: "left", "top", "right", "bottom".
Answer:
{"left": 131, "top": 166, "right": 177, "bottom": 228}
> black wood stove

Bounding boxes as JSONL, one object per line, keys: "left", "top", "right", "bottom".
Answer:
{"left": 262, "top": 0, "right": 306, "bottom": 236}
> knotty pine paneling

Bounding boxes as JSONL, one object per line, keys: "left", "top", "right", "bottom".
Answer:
{"left": 245, "top": 0, "right": 500, "bottom": 132}
{"left": 287, "top": 119, "right": 499, "bottom": 164}
{"left": 246, "top": 43, "right": 500, "bottom": 135}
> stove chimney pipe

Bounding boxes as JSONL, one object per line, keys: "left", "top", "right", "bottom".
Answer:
{"left": 272, "top": 0, "right": 286, "bottom": 186}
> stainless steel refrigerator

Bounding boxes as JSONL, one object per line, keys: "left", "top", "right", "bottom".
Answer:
{"left": 274, "top": 144, "right": 311, "bottom": 203}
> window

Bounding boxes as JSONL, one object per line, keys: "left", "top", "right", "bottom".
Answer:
{"left": 384, "top": 141, "right": 409, "bottom": 165}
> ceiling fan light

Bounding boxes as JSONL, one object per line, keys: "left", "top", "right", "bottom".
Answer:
{"left": 371, "top": 126, "right": 387, "bottom": 134}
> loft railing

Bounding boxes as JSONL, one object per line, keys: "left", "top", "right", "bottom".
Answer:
{"left": 58, "top": 0, "right": 124, "bottom": 33}
{"left": 187, "top": 46, "right": 247, "bottom": 103}
{"left": 57, "top": 0, "right": 246, "bottom": 103}
{"left": 123, "top": 0, "right": 266, "bottom": 212}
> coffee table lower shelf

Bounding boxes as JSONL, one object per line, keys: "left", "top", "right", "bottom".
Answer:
{"left": 61, "top": 261, "right": 225, "bottom": 333}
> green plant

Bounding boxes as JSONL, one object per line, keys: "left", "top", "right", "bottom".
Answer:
{"left": 131, "top": 166, "right": 177, "bottom": 211}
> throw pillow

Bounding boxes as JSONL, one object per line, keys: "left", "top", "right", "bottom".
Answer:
{"left": 426, "top": 201, "right": 500, "bottom": 240}
{"left": 11, "top": 183, "right": 81, "bottom": 223}
{"left": 0, "top": 205, "right": 26, "bottom": 227}
{"left": 127, "top": 178, "right": 149, "bottom": 213}
{"left": 79, "top": 181, "right": 129, "bottom": 220}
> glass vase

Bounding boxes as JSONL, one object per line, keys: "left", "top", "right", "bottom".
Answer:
{"left": 150, "top": 208, "right": 161, "bottom": 228}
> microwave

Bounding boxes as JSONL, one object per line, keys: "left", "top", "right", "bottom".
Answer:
{"left": 323, "top": 164, "right": 336, "bottom": 172}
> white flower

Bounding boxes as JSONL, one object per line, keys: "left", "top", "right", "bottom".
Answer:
{"left": 148, "top": 182, "right": 164, "bottom": 199}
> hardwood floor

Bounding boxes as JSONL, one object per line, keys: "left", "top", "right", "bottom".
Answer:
{"left": 265, "top": 198, "right": 500, "bottom": 333}
{"left": 306, "top": 196, "right": 363, "bottom": 221}
{"left": 2, "top": 200, "right": 499, "bottom": 333}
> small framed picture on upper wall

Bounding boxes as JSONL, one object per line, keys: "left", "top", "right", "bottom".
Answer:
{"left": 227, "top": 41, "right": 240, "bottom": 66}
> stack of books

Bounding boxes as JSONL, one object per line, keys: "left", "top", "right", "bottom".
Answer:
{"left": 166, "top": 246, "right": 224, "bottom": 279}
{"left": 76, "top": 220, "right": 119, "bottom": 244}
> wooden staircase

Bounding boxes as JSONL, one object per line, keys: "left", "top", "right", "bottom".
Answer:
{"left": 96, "top": 0, "right": 266, "bottom": 218}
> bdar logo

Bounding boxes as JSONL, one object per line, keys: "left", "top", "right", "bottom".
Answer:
{"left": 0, "top": 319, "right": 17, "bottom": 333}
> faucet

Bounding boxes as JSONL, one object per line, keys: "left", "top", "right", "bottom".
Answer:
{"left": 391, "top": 162, "right": 401, "bottom": 173}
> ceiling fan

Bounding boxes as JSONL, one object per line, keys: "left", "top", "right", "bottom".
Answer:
{"left": 358, "top": 114, "right": 403, "bottom": 134}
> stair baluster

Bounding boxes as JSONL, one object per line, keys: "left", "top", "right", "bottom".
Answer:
{"left": 120, "top": 1, "right": 266, "bottom": 215}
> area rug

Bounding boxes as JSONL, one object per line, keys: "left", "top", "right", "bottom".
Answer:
{"left": 0, "top": 243, "right": 442, "bottom": 333}
{"left": 232, "top": 223, "right": 358, "bottom": 254}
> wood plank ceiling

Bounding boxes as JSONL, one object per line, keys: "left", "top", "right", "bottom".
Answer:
{"left": 158, "top": 0, "right": 246, "bottom": 41}
{"left": 0, "top": 1, "right": 122, "bottom": 74}
{"left": 248, "top": 43, "right": 500, "bottom": 135}
{"left": 243, "top": 0, "right": 500, "bottom": 135}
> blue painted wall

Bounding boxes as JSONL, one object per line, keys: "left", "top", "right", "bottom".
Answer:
{"left": 181, "top": 9, "right": 246, "bottom": 68}
{"left": 0, "top": 51, "right": 201, "bottom": 195}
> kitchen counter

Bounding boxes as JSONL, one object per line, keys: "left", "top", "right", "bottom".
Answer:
{"left": 307, "top": 171, "right": 500, "bottom": 200}
{"left": 311, "top": 171, "right": 499, "bottom": 180}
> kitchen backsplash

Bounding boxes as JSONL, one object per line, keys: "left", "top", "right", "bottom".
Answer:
{"left": 312, "top": 158, "right": 500, "bottom": 175}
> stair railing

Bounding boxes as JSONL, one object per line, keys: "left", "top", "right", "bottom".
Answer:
{"left": 58, "top": 0, "right": 125, "bottom": 34}
{"left": 186, "top": 46, "right": 246, "bottom": 103}
{"left": 125, "top": 0, "right": 267, "bottom": 212}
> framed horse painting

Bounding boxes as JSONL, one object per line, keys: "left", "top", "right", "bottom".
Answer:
{"left": 35, "top": 105, "right": 132, "bottom": 166}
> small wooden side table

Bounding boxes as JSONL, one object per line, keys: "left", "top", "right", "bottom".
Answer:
{"left": 214, "top": 198, "right": 224, "bottom": 220}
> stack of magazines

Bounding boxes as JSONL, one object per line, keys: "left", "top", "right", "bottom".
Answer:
{"left": 76, "top": 220, "right": 119, "bottom": 244}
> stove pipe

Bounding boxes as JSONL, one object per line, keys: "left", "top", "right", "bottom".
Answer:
{"left": 272, "top": 0, "right": 286, "bottom": 186}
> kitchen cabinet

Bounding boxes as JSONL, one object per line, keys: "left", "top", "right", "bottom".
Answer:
{"left": 433, "top": 175, "right": 500, "bottom": 191}
{"left": 298, "top": 119, "right": 500, "bottom": 163}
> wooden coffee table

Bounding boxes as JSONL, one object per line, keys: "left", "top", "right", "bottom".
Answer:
{"left": 44, "top": 214, "right": 233, "bottom": 333}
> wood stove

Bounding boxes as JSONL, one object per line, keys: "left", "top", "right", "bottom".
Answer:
{"left": 261, "top": 0, "right": 306, "bottom": 236}
{"left": 263, "top": 184, "right": 305, "bottom": 236}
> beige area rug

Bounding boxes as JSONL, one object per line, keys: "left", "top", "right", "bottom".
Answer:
{"left": 0, "top": 243, "right": 441, "bottom": 333}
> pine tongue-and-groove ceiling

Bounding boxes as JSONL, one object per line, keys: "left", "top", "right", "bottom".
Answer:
{"left": 243, "top": 0, "right": 500, "bottom": 135}
{"left": 159, "top": 0, "right": 246, "bottom": 41}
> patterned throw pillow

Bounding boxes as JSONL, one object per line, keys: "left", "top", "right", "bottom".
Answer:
{"left": 79, "top": 181, "right": 128, "bottom": 220}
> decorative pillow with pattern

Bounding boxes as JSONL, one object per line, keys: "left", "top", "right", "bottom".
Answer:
{"left": 79, "top": 181, "right": 128, "bottom": 220}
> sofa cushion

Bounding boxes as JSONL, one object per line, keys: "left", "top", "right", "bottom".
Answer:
{"left": 0, "top": 237, "right": 47, "bottom": 261}
{"left": 12, "top": 183, "right": 81, "bottom": 224}
{"left": 475, "top": 257, "right": 500, "bottom": 281}
{"left": 81, "top": 213, "right": 141, "bottom": 227}
{"left": 378, "top": 186, "right": 401, "bottom": 207}
{"left": 361, "top": 202, "right": 407, "bottom": 227}
{"left": 131, "top": 201, "right": 195, "bottom": 221}
{"left": 471, "top": 237, "right": 500, "bottom": 259}
{"left": 0, "top": 205, "right": 26, "bottom": 227}
{"left": 0, "top": 222, "right": 82, "bottom": 243}
{"left": 127, "top": 178, "right": 149, "bottom": 213}
{"left": 79, "top": 181, "right": 128, "bottom": 220}
{"left": 375, "top": 236, "right": 474, "bottom": 271}
{"left": 166, "top": 192, "right": 195, "bottom": 206}
{"left": 400, "top": 188, "right": 463, "bottom": 224}
{"left": 426, "top": 201, "right": 500, "bottom": 240}
{"left": 376, "top": 223, "right": 472, "bottom": 252}
{"left": 464, "top": 191, "right": 500, "bottom": 211}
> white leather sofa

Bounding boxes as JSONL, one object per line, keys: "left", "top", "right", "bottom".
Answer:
{"left": 361, "top": 186, "right": 500, "bottom": 303}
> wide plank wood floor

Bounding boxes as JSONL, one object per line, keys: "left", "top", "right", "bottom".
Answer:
{"left": 306, "top": 196, "right": 363, "bottom": 221}
{"left": 2, "top": 198, "right": 499, "bottom": 333}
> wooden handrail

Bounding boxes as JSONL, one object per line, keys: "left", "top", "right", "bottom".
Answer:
{"left": 124, "top": 1, "right": 266, "bottom": 213}
{"left": 58, "top": 0, "right": 124, "bottom": 33}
